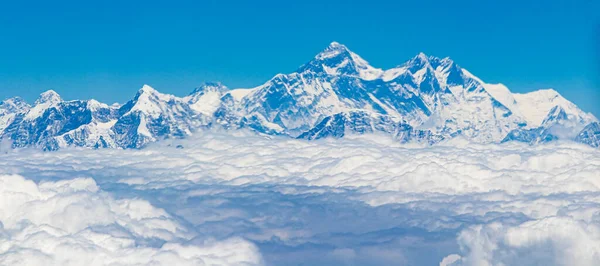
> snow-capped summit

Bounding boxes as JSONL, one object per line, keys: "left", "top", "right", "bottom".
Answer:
{"left": 35, "top": 89, "right": 62, "bottom": 105}
{"left": 404, "top": 52, "right": 433, "bottom": 73}
{"left": 126, "top": 84, "right": 176, "bottom": 117}
{"left": 111, "top": 85, "right": 201, "bottom": 148}
{"left": 24, "top": 90, "right": 64, "bottom": 120}
{"left": 185, "top": 82, "right": 229, "bottom": 116}
{"left": 298, "top": 42, "right": 383, "bottom": 80}
{"left": 513, "top": 88, "right": 595, "bottom": 128}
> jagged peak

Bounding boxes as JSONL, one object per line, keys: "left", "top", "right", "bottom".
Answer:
{"left": 403, "top": 53, "right": 434, "bottom": 75}
{"left": 314, "top": 41, "right": 352, "bottom": 61}
{"left": 300, "top": 42, "right": 382, "bottom": 80}
{"left": 404, "top": 52, "right": 450, "bottom": 70}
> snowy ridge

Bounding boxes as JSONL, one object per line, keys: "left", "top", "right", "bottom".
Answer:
{"left": 0, "top": 42, "right": 597, "bottom": 149}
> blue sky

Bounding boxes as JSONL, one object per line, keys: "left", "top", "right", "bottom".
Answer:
{"left": 0, "top": 0, "right": 599, "bottom": 116}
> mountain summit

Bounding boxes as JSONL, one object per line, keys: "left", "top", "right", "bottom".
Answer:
{"left": 0, "top": 42, "right": 597, "bottom": 150}
{"left": 297, "top": 41, "right": 384, "bottom": 80}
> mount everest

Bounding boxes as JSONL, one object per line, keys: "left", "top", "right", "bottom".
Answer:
{"left": 0, "top": 42, "right": 597, "bottom": 150}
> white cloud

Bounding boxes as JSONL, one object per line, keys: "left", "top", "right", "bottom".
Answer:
{"left": 0, "top": 174, "right": 263, "bottom": 266}
{"left": 444, "top": 217, "right": 600, "bottom": 266}
{"left": 0, "top": 130, "right": 599, "bottom": 265}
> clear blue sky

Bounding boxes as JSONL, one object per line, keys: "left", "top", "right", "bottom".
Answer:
{"left": 1, "top": 0, "right": 599, "bottom": 117}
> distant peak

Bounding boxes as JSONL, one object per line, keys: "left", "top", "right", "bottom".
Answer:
{"left": 190, "top": 82, "right": 229, "bottom": 95}
{"left": 40, "top": 89, "right": 60, "bottom": 97}
{"left": 199, "top": 81, "right": 228, "bottom": 90}
{"left": 315, "top": 41, "right": 352, "bottom": 60}
{"left": 327, "top": 41, "right": 346, "bottom": 49}
{"left": 202, "top": 81, "right": 225, "bottom": 87}
{"left": 0, "top": 96, "right": 30, "bottom": 113}
{"left": 299, "top": 42, "right": 382, "bottom": 79}
{"left": 409, "top": 52, "right": 432, "bottom": 64}
{"left": 409, "top": 52, "right": 448, "bottom": 64}
{"left": 133, "top": 84, "right": 164, "bottom": 102}
{"left": 2, "top": 96, "right": 26, "bottom": 105}
{"left": 139, "top": 84, "right": 158, "bottom": 94}
{"left": 35, "top": 89, "right": 62, "bottom": 105}
{"left": 87, "top": 99, "right": 109, "bottom": 110}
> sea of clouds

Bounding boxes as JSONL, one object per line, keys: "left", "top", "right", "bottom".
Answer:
{"left": 0, "top": 130, "right": 599, "bottom": 265}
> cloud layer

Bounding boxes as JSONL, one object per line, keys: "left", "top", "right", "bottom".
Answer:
{"left": 0, "top": 174, "right": 262, "bottom": 266}
{"left": 0, "top": 130, "right": 599, "bottom": 265}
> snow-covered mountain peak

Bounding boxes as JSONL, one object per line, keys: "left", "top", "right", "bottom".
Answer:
{"left": 133, "top": 84, "right": 175, "bottom": 103}
{"left": 87, "top": 99, "right": 110, "bottom": 111}
{"left": 391, "top": 53, "right": 464, "bottom": 87}
{"left": 35, "top": 90, "right": 62, "bottom": 105}
{"left": 125, "top": 85, "right": 180, "bottom": 117}
{"left": 299, "top": 42, "right": 383, "bottom": 80}
{"left": 185, "top": 82, "right": 229, "bottom": 116}
{"left": 137, "top": 84, "right": 160, "bottom": 95}
{"left": 24, "top": 90, "right": 63, "bottom": 120}
{"left": 328, "top": 41, "right": 344, "bottom": 48}
{"left": 403, "top": 52, "right": 431, "bottom": 72}
{"left": 404, "top": 52, "right": 448, "bottom": 71}
{"left": 317, "top": 41, "right": 349, "bottom": 58}
{"left": 513, "top": 88, "right": 597, "bottom": 128}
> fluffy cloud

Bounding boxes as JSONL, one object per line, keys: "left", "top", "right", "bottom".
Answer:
{"left": 0, "top": 130, "right": 599, "bottom": 265}
{"left": 0, "top": 174, "right": 263, "bottom": 266}
{"left": 444, "top": 217, "right": 600, "bottom": 266}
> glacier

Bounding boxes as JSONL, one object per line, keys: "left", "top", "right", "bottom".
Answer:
{"left": 0, "top": 42, "right": 597, "bottom": 150}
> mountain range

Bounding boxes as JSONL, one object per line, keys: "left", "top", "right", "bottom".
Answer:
{"left": 1, "top": 42, "right": 598, "bottom": 150}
